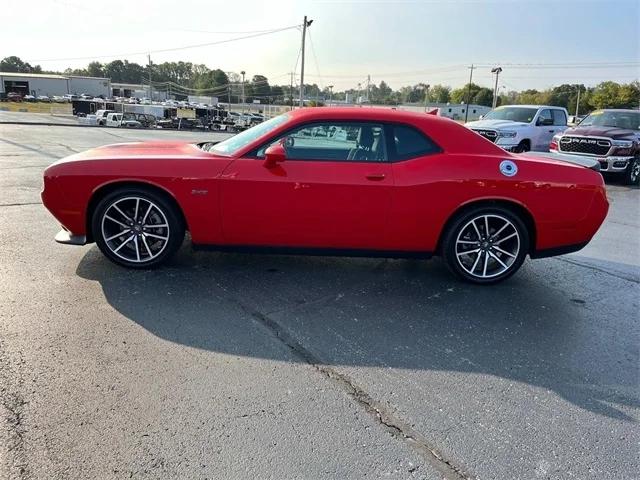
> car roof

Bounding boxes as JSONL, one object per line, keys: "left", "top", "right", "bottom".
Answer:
{"left": 288, "top": 106, "right": 455, "bottom": 125}
{"left": 497, "top": 104, "right": 564, "bottom": 109}
{"left": 590, "top": 108, "right": 639, "bottom": 113}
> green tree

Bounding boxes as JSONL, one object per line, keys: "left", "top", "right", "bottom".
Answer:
{"left": 251, "top": 75, "right": 271, "bottom": 99}
{"left": 86, "top": 61, "right": 104, "bottom": 78}
{"left": 450, "top": 83, "right": 482, "bottom": 104}
{"left": 0, "top": 56, "right": 42, "bottom": 73}
{"left": 427, "top": 84, "right": 451, "bottom": 103}
{"left": 588, "top": 81, "right": 639, "bottom": 109}
{"left": 473, "top": 87, "right": 494, "bottom": 106}
{"left": 103, "top": 60, "right": 145, "bottom": 83}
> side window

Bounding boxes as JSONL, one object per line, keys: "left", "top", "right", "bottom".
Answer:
{"left": 258, "top": 122, "right": 387, "bottom": 162}
{"left": 552, "top": 109, "right": 567, "bottom": 126}
{"left": 537, "top": 109, "right": 552, "bottom": 125}
{"left": 389, "top": 125, "right": 441, "bottom": 161}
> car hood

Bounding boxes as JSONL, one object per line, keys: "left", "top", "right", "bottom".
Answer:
{"left": 50, "top": 141, "right": 218, "bottom": 165}
{"left": 465, "top": 119, "right": 528, "bottom": 130}
{"left": 562, "top": 126, "right": 639, "bottom": 141}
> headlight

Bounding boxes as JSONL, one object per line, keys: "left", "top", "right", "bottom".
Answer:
{"left": 611, "top": 139, "right": 633, "bottom": 147}
{"left": 496, "top": 131, "right": 517, "bottom": 138}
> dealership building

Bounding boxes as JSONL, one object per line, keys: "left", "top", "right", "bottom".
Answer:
{"left": 0, "top": 72, "right": 111, "bottom": 97}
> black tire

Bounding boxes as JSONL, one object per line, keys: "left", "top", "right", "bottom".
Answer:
{"left": 441, "top": 206, "right": 530, "bottom": 285}
{"left": 92, "top": 187, "right": 185, "bottom": 269}
{"left": 623, "top": 156, "right": 640, "bottom": 186}
{"left": 513, "top": 140, "right": 530, "bottom": 153}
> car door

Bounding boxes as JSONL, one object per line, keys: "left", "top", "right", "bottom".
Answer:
{"left": 532, "top": 109, "right": 555, "bottom": 150}
{"left": 219, "top": 121, "right": 394, "bottom": 250}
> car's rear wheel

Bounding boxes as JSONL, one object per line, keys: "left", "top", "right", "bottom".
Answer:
{"left": 442, "top": 206, "right": 529, "bottom": 284}
{"left": 92, "top": 188, "right": 185, "bottom": 268}
{"left": 624, "top": 156, "right": 640, "bottom": 186}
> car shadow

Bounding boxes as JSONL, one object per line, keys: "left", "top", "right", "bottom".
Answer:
{"left": 75, "top": 243, "right": 639, "bottom": 422}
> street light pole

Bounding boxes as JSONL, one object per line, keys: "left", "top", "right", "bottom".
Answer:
{"left": 328, "top": 85, "right": 333, "bottom": 106}
{"left": 491, "top": 66, "right": 502, "bottom": 109}
{"left": 575, "top": 86, "right": 581, "bottom": 117}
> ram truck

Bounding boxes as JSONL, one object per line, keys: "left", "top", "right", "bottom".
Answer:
{"left": 549, "top": 109, "right": 639, "bottom": 185}
{"left": 466, "top": 105, "right": 568, "bottom": 152}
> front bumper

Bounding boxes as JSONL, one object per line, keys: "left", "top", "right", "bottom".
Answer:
{"left": 494, "top": 138, "right": 523, "bottom": 152}
{"left": 553, "top": 152, "right": 633, "bottom": 172}
{"left": 594, "top": 156, "right": 634, "bottom": 172}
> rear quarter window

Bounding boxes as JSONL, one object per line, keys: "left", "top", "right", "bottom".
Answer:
{"left": 388, "top": 124, "right": 441, "bottom": 161}
{"left": 552, "top": 110, "right": 567, "bottom": 126}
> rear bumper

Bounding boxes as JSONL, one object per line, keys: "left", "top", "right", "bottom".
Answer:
{"left": 55, "top": 229, "right": 87, "bottom": 245}
{"left": 530, "top": 242, "right": 588, "bottom": 259}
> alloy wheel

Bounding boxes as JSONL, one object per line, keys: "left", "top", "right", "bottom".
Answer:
{"left": 100, "top": 196, "right": 170, "bottom": 263}
{"left": 455, "top": 214, "right": 520, "bottom": 279}
{"left": 631, "top": 158, "right": 640, "bottom": 184}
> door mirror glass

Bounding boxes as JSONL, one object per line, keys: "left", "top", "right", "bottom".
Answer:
{"left": 263, "top": 143, "right": 286, "bottom": 168}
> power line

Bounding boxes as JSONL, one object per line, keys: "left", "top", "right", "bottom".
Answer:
{"left": 32, "top": 25, "right": 301, "bottom": 63}
{"left": 307, "top": 30, "right": 324, "bottom": 91}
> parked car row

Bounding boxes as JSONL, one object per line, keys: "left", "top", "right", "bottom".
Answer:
{"left": 466, "top": 105, "right": 639, "bottom": 185}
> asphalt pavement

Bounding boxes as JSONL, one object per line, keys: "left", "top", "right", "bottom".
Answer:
{"left": 0, "top": 123, "right": 638, "bottom": 480}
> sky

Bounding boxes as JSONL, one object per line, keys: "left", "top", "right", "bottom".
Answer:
{"left": 2, "top": 0, "right": 639, "bottom": 92}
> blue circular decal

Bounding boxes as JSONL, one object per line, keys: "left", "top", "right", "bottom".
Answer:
{"left": 499, "top": 160, "right": 518, "bottom": 177}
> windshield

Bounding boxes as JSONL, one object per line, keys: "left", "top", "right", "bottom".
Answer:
{"left": 208, "top": 114, "right": 291, "bottom": 156}
{"left": 483, "top": 107, "right": 539, "bottom": 123}
{"left": 579, "top": 110, "right": 640, "bottom": 130}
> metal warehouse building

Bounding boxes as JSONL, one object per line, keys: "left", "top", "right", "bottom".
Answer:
{"left": 0, "top": 72, "right": 111, "bottom": 97}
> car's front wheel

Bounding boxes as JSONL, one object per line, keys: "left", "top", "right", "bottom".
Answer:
{"left": 624, "top": 156, "right": 640, "bottom": 186}
{"left": 92, "top": 187, "right": 185, "bottom": 268}
{"left": 442, "top": 206, "right": 529, "bottom": 284}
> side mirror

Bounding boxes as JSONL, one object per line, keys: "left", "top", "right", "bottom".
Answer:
{"left": 263, "top": 143, "right": 286, "bottom": 168}
{"left": 537, "top": 117, "right": 553, "bottom": 126}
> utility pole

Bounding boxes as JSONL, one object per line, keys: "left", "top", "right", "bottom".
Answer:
{"left": 491, "top": 66, "right": 502, "bottom": 109}
{"left": 148, "top": 54, "right": 153, "bottom": 101}
{"left": 575, "top": 86, "right": 581, "bottom": 117}
{"left": 464, "top": 64, "right": 474, "bottom": 123}
{"left": 357, "top": 83, "right": 361, "bottom": 104}
{"left": 299, "top": 16, "right": 313, "bottom": 107}
{"left": 328, "top": 85, "right": 333, "bottom": 106}
{"left": 241, "top": 70, "right": 246, "bottom": 114}
{"left": 366, "top": 74, "right": 370, "bottom": 103}
{"left": 423, "top": 84, "right": 430, "bottom": 111}
{"left": 290, "top": 72, "right": 294, "bottom": 110}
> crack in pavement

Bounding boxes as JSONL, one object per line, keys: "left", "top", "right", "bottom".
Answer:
{"left": 0, "top": 138, "right": 61, "bottom": 160}
{"left": 0, "top": 340, "right": 29, "bottom": 480}
{"left": 235, "top": 301, "right": 473, "bottom": 480}
{"left": 556, "top": 257, "right": 639, "bottom": 284}
{"left": 0, "top": 202, "right": 42, "bottom": 208}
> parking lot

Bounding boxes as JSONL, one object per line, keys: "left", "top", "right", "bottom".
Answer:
{"left": 0, "top": 123, "right": 638, "bottom": 479}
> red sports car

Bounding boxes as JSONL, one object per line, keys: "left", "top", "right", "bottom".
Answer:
{"left": 42, "top": 108, "right": 608, "bottom": 284}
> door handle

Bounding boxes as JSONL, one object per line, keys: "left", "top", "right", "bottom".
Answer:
{"left": 365, "top": 173, "right": 386, "bottom": 181}
{"left": 548, "top": 130, "right": 554, "bottom": 133}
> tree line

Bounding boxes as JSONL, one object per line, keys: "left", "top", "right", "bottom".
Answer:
{"left": 1, "top": 56, "right": 638, "bottom": 111}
